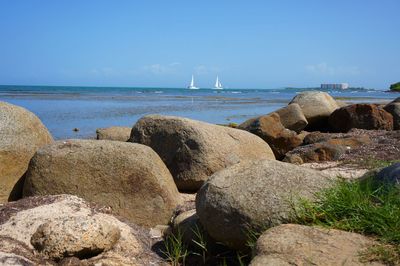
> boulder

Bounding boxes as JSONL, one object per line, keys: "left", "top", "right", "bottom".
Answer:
{"left": 303, "top": 131, "right": 332, "bottom": 145}
{"left": 22, "top": 139, "right": 181, "bottom": 228}
{"left": 273, "top": 103, "right": 308, "bottom": 133}
{"left": 0, "top": 195, "right": 163, "bottom": 265}
{"left": 329, "top": 104, "right": 393, "bottom": 132}
{"left": 373, "top": 162, "right": 400, "bottom": 186}
{"left": 384, "top": 102, "right": 400, "bottom": 130}
{"left": 284, "top": 135, "right": 371, "bottom": 164}
{"left": 130, "top": 115, "right": 275, "bottom": 191}
{"left": 96, "top": 126, "right": 132, "bottom": 142}
{"left": 195, "top": 159, "right": 332, "bottom": 250}
{"left": 0, "top": 101, "right": 53, "bottom": 203}
{"left": 392, "top": 97, "right": 400, "bottom": 103}
{"left": 31, "top": 216, "right": 121, "bottom": 260}
{"left": 289, "top": 91, "right": 339, "bottom": 130}
{"left": 238, "top": 113, "right": 303, "bottom": 160}
{"left": 250, "top": 224, "right": 382, "bottom": 266}
{"left": 284, "top": 143, "right": 346, "bottom": 164}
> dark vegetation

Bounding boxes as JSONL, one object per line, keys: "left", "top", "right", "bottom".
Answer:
{"left": 390, "top": 82, "right": 400, "bottom": 92}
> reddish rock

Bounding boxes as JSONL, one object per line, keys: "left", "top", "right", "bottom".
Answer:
{"left": 238, "top": 113, "right": 303, "bottom": 159}
{"left": 303, "top": 131, "right": 331, "bottom": 145}
{"left": 327, "top": 135, "right": 371, "bottom": 147}
{"left": 273, "top": 103, "right": 308, "bottom": 133}
{"left": 284, "top": 135, "right": 372, "bottom": 164}
{"left": 329, "top": 104, "right": 393, "bottom": 132}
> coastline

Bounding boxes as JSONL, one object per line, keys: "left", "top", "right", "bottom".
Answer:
{"left": 0, "top": 86, "right": 396, "bottom": 140}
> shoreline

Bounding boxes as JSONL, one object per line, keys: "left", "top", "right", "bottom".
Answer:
{"left": 1, "top": 90, "right": 400, "bottom": 265}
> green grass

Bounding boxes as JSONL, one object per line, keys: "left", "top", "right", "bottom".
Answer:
{"left": 161, "top": 230, "right": 189, "bottom": 266}
{"left": 160, "top": 226, "right": 250, "bottom": 265}
{"left": 293, "top": 175, "right": 400, "bottom": 264}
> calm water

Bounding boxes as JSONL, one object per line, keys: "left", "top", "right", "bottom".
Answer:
{"left": 0, "top": 85, "right": 397, "bottom": 139}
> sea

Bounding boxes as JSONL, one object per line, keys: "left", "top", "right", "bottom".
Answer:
{"left": 0, "top": 85, "right": 397, "bottom": 140}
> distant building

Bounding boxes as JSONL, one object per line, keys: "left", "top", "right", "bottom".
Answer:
{"left": 321, "top": 83, "right": 349, "bottom": 90}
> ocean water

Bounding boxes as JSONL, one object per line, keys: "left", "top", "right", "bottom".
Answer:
{"left": 0, "top": 85, "right": 397, "bottom": 140}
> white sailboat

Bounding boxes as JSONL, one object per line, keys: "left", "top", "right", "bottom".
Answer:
{"left": 187, "top": 75, "right": 199, "bottom": 89}
{"left": 214, "top": 76, "right": 223, "bottom": 89}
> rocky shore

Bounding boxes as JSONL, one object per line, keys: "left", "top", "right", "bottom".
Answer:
{"left": 1, "top": 91, "right": 400, "bottom": 265}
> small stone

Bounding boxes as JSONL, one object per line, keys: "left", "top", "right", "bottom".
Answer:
{"left": 149, "top": 225, "right": 171, "bottom": 239}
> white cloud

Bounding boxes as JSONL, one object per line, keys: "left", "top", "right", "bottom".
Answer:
{"left": 90, "top": 67, "right": 118, "bottom": 77}
{"left": 305, "top": 62, "right": 360, "bottom": 76}
{"left": 194, "top": 65, "right": 221, "bottom": 75}
{"left": 142, "top": 62, "right": 181, "bottom": 75}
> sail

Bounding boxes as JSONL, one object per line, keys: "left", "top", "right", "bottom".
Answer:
{"left": 188, "top": 75, "right": 198, "bottom": 89}
{"left": 190, "top": 75, "right": 195, "bottom": 87}
{"left": 214, "top": 76, "right": 223, "bottom": 89}
{"left": 215, "top": 76, "right": 219, "bottom": 88}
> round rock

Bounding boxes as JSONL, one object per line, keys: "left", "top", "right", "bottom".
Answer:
{"left": 130, "top": 115, "right": 275, "bottom": 191}
{"left": 0, "top": 101, "right": 53, "bottom": 202}
{"left": 289, "top": 91, "right": 339, "bottom": 130}
{"left": 196, "top": 159, "right": 332, "bottom": 250}
{"left": 22, "top": 139, "right": 181, "bottom": 227}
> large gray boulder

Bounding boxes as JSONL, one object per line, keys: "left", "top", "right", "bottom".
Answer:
{"left": 0, "top": 195, "right": 163, "bottom": 265}
{"left": 384, "top": 102, "right": 400, "bottom": 130}
{"left": 0, "top": 101, "right": 53, "bottom": 203}
{"left": 130, "top": 115, "right": 275, "bottom": 191}
{"left": 274, "top": 103, "right": 308, "bottom": 133}
{"left": 289, "top": 91, "right": 339, "bottom": 130}
{"left": 250, "top": 224, "right": 382, "bottom": 266}
{"left": 23, "top": 139, "right": 181, "bottom": 228}
{"left": 195, "top": 159, "right": 332, "bottom": 250}
{"left": 96, "top": 126, "right": 132, "bottom": 142}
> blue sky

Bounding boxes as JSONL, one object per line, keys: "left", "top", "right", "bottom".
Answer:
{"left": 0, "top": 1, "right": 399, "bottom": 89}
